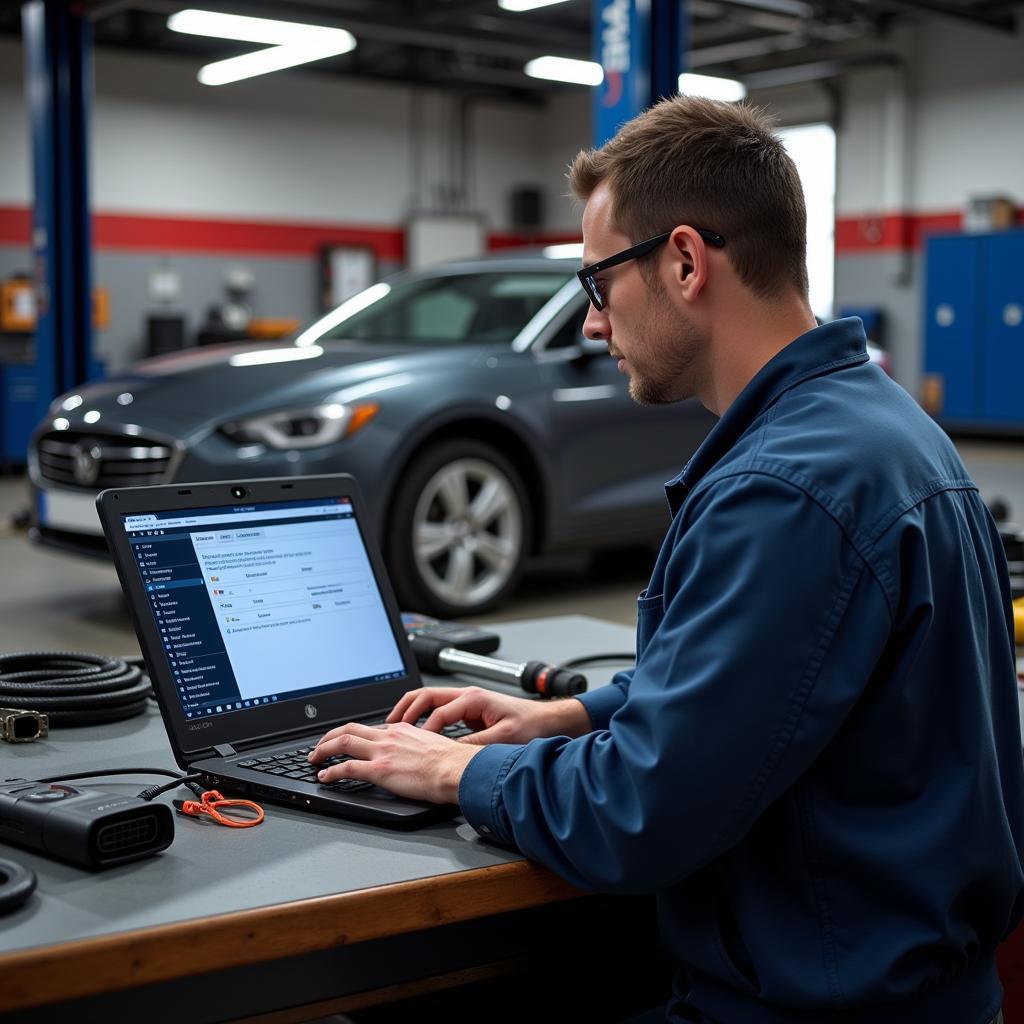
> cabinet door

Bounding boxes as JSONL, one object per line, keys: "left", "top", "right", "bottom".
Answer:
{"left": 923, "top": 235, "right": 983, "bottom": 420}
{"left": 980, "top": 233, "right": 1024, "bottom": 424}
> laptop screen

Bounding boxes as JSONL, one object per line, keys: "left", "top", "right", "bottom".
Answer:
{"left": 120, "top": 496, "right": 406, "bottom": 722}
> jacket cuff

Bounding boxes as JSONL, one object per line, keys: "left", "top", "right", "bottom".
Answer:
{"left": 576, "top": 685, "right": 626, "bottom": 731}
{"left": 458, "top": 742, "right": 524, "bottom": 845}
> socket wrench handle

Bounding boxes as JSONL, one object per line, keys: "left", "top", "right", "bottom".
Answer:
{"left": 409, "top": 636, "right": 587, "bottom": 697}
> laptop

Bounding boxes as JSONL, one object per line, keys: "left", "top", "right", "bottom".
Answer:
{"left": 97, "top": 474, "right": 459, "bottom": 828}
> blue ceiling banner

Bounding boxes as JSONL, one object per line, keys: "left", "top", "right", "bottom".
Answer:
{"left": 593, "top": 0, "right": 650, "bottom": 147}
{"left": 593, "top": 0, "right": 685, "bottom": 148}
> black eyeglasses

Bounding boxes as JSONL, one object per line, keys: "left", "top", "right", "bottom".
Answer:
{"left": 577, "top": 227, "right": 726, "bottom": 311}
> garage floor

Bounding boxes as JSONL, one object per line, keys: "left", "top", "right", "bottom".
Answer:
{"left": 1, "top": 438, "right": 1022, "bottom": 657}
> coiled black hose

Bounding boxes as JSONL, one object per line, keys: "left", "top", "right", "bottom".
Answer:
{"left": 0, "top": 652, "right": 153, "bottom": 725}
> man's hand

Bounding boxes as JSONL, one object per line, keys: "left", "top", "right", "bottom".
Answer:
{"left": 386, "top": 686, "right": 592, "bottom": 746}
{"left": 307, "top": 722, "right": 481, "bottom": 804}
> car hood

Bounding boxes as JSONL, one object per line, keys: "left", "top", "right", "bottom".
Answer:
{"left": 55, "top": 340, "right": 498, "bottom": 438}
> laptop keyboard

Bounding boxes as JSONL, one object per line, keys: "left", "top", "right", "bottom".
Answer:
{"left": 237, "top": 721, "right": 473, "bottom": 793}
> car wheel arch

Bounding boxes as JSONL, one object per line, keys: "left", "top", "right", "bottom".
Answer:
{"left": 379, "top": 410, "right": 552, "bottom": 558}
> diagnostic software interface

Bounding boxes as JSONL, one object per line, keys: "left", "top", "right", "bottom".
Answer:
{"left": 122, "top": 497, "right": 405, "bottom": 720}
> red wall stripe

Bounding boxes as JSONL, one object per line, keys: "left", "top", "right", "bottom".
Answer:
{"left": 487, "top": 231, "right": 582, "bottom": 250}
{"left": 834, "top": 209, "right": 1024, "bottom": 253}
{"left": 0, "top": 205, "right": 406, "bottom": 261}
{"left": 0, "top": 206, "right": 32, "bottom": 246}
{"left": 93, "top": 211, "right": 407, "bottom": 261}
{"left": 0, "top": 205, "right": 575, "bottom": 258}
{"left": 4, "top": 204, "right": 1021, "bottom": 258}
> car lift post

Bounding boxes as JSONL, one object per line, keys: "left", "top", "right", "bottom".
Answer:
{"left": 22, "top": 0, "right": 98, "bottom": 423}
{"left": 592, "top": 0, "right": 689, "bottom": 147}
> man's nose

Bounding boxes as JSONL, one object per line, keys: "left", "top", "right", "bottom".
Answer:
{"left": 583, "top": 302, "right": 610, "bottom": 341}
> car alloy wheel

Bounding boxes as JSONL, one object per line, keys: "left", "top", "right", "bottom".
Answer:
{"left": 389, "top": 439, "right": 530, "bottom": 617}
{"left": 413, "top": 455, "right": 523, "bottom": 608}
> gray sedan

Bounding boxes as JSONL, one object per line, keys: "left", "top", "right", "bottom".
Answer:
{"left": 29, "top": 249, "right": 717, "bottom": 616}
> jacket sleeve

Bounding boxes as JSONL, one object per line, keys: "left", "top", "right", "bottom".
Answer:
{"left": 458, "top": 471, "right": 893, "bottom": 892}
{"left": 576, "top": 666, "right": 633, "bottom": 730}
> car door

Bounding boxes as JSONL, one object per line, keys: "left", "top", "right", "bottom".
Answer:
{"left": 530, "top": 296, "right": 716, "bottom": 547}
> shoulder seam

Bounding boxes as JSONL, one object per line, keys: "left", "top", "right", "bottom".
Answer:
{"left": 688, "top": 462, "right": 897, "bottom": 619}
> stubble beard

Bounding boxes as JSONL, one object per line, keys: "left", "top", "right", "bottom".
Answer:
{"left": 627, "top": 282, "right": 703, "bottom": 407}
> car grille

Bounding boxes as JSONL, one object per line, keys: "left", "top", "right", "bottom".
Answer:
{"left": 35, "top": 430, "right": 174, "bottom": 490}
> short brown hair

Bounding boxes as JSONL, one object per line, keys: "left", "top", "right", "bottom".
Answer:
{"left": 568, "top": 96, "right": 808, "bottom": 299}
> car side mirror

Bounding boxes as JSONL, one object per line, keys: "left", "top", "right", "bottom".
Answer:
{"left": 570, "top": 336, "right": 607, "bottom": 366}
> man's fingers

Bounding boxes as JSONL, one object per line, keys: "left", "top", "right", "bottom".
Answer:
{"left": 457, "top": 725, "right": 504, "bottom": 745}
{"left": 316, "top": 756, "right": 375, "bottom": 784}
{"left": 386, "top": 688, "right": 463, "bottom": 724}
{"left": 385, "top": 690, "right": 424, "bottom": 723}
{"left": 309, "top": 722, "right": 383, "bottom": 762}
{"left": 397, "top": 692, "right": 445, "bottom": 725}
{"left": 422, "top": 698, "right": 476, "bottom": 733}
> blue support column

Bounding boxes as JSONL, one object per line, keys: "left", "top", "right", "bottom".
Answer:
{"left": 593, "top": 0, "right": 687, "bottom": 147}
{"left": 22, "top": 0, "right": 97, "bottom": 422}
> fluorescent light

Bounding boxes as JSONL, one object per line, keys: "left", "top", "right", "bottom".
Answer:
{"left": 499, "top": 0, "right": 573, "bottom": 9}
{"left": 677, "top": 72, "right": 747, "bottom": 102}
{"left": 168, "top": 10, "right": 349, "bottom": 47}
{"left": 525, "top": 56, "right": 603, "bottom": 87}
{"left": 199, "top": 43, "right": 352, "bottom": 86}
{"left": 168, "top": 9, "right": 356, "bottom": 86}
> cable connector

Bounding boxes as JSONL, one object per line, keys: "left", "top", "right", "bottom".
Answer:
{"left": 0, "top": 708, "right": 48, "bottom": 743}
{"left": 173, "top": 790, "right": 264, "bottom": 828}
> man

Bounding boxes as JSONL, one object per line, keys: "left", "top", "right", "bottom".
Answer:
{"left": 309, "top": 97, "right": 1024, "bottom": 1023}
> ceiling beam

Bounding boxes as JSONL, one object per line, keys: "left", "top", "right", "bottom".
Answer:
{"left": 851, "top": 0, "right": 1016, "bottom": 31}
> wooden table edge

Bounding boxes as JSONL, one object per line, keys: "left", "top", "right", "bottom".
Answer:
{"left": 0, "top": 859, "right": 583, "bottom": 1011}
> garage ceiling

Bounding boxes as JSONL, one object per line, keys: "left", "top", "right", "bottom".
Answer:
{"left": 1, "top": 0, "right": 1019, "bottom": 102}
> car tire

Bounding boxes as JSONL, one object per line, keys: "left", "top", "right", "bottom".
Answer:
{"left": 387, "top": 439, "right": 531, "bottom": 618}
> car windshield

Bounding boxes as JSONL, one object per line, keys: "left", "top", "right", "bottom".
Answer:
{"left": 299, "top": 271, "right": 572, "bottom": 346}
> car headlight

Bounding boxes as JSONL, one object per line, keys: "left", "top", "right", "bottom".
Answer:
{"left": 220, "top": 402, "right": 379, "bottom": 450}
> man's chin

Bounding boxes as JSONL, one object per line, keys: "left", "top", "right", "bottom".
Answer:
{"left": 626, "top": 376, "right": 692, "bottom": 407}
{"left": 628, "top": 376, "right": 679, "bottom": 406}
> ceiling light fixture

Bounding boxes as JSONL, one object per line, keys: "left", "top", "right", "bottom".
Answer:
{"left": 498, "top": 0, "right": 574, "bottom": 10}
{"left": 678, "top": 72, "right": 747, "bottom": 102}
{"left": 524, "top": 56, "right": 603, "bottom": 86}
{"left": 167, "top": 9, "right": 356, "bottom": 86}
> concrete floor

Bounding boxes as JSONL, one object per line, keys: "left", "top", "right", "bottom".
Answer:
{"left": 1, "top": 436, "right": 1022, "bottom": 658}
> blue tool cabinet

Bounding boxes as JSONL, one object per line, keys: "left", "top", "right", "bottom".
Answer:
{"left": 923, "top": 230, "right": 1024, "bottom": 428}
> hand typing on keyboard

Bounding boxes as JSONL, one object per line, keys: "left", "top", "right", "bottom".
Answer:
{"left": 307, "top": 719, "right": 484, "bottom": 805}
{"left": 388, "top": 686, "right": 591, "bottom": 745}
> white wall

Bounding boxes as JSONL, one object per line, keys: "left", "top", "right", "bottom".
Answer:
{"left": 912, "top": 9, "right": 1024, "bottom": 209}
{"left": 92, "top": 49, "right": 414, "bottom": 223}
{"left": 0, "top": 39, "right": 29, "bottom": 206}
{"left": 4, "top": 14, "right": 1023, "bottom": 229}
{"left": 836, "top": 16, "right": 1024, "bottom": 216}
{"left": 828, "top": 12, "right": 1024, "bottom": 398}
{"left": 0, "top": 36, "right": 586, "bottom": 233}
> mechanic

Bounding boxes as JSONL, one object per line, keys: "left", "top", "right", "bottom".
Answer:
{"left": 309, "top": 96, "right": 1024, "bottom": 1024}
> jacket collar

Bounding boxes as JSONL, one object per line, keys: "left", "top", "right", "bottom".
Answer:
{"left": 665, "top": 317, "right": 870, "bottom": 515}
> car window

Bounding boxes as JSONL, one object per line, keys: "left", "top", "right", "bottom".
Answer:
{"left": 545, "top": 302, "right": 588, "bottom": 349}
{"left": 311, "top": 272, "right": 572, "bottom": 345}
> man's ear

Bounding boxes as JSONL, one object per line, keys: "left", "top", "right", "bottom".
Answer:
{"left": 668, "top": 225, "right": 709, "bottom": 302}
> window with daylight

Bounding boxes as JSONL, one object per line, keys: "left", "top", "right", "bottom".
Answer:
{"left": 779, "top": 123, "right": 836, "bottom": 321}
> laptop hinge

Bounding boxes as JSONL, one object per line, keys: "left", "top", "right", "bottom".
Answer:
{"left": 214, "top": 743, "right": 236, "bottom": 757}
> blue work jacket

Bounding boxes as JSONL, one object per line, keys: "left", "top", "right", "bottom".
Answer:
{"left": 460, "top": 317, "right": 1024, "bottom": 1023}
